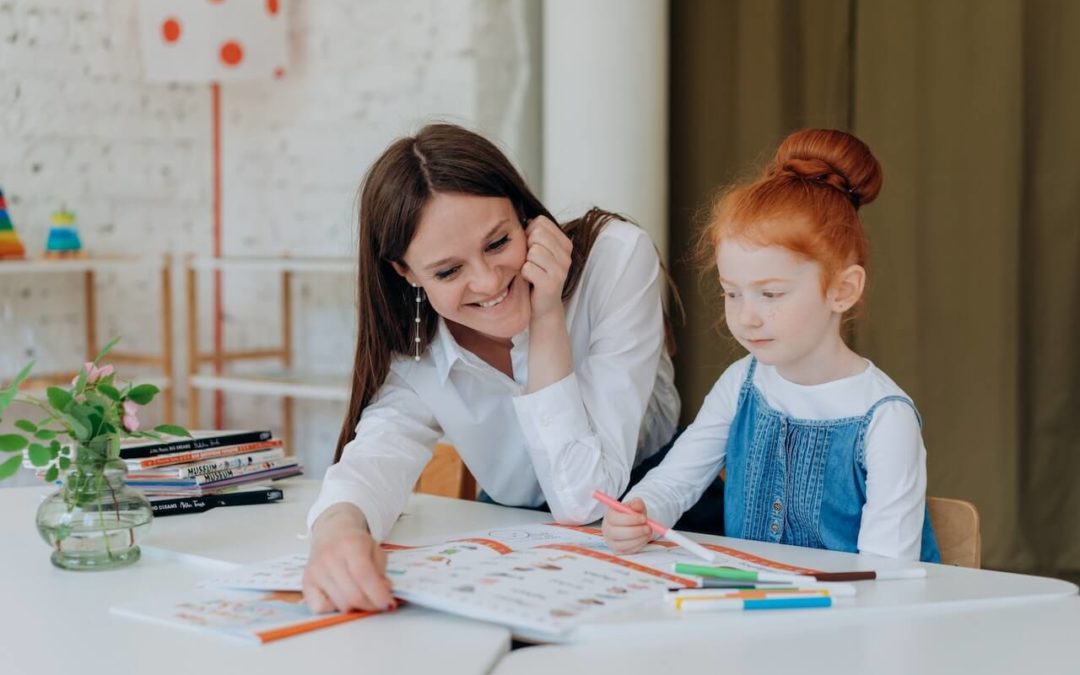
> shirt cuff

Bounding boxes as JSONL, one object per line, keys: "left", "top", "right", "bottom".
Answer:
{"left": 512, "top": 372, "right": 592, "bottom": 455}
{"left": 306, "top": 479, "right": 391, "bottom": 542}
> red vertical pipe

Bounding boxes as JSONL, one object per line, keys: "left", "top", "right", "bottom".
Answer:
{"left": 211, "top": 83, "right": 225, "bottom": 428}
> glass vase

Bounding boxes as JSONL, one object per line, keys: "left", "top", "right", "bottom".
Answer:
{"left": 35, "top": 458, "right": 154, "bottom": 571}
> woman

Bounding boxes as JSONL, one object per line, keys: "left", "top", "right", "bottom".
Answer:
{"left": 303, "top": 123, "right": 682, "bottom": 613}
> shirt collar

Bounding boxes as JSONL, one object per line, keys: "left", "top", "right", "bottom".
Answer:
{"left": 431, "top": 317, "right": 464, "bottom": 384}
{"left": 430, "top": 317, "right": 529, "bottom": 384}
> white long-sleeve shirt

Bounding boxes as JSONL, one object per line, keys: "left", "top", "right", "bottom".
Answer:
{"left": 625, "top": 355, "right": 929, "bottom": 561}
{"left": 308, "top": 220, "right": 680, "bottom": 540}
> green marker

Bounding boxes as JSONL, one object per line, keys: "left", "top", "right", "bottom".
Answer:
{"left": 674, "top": 562, "right": 813, "bottom": 584}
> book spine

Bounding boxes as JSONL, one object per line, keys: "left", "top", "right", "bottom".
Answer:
{"left": 120, "top": 430, "right": 273, "bottom": 459}
{"left": 193, "top": 458, "right": 298, "bottom": 485}
{"left": 150, "top": 487, "right": 285, "bottom": 517}
{"left": 125, "top": 439, "right": 283, "bottom": 469}
{"left": 175, "top": 448, "right": 286, "bottom": 478}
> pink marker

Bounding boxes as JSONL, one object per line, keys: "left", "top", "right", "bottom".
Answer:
{"left": 593, "top": 490, "right": 719, "bottom": 564}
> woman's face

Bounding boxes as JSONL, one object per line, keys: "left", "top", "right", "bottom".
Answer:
{"left": 395, "top": 192, "right": 531, "bottom": 340}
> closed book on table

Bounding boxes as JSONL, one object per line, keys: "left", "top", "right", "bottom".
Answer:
{"left": 123, "top": 439, "right": 283, "bottom": 470}
{"left": 129, "top": 448, "right": 286, "bottom": 479}
{"left": 119, "top": 430, "right": 272, "bottom": 459}
{"left": 149, "top": 485, "right": 285, "bottom": 516}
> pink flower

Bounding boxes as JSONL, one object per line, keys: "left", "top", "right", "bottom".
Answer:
{"left": 73, "top": 362, "right": 115, "bottom": 385}
{"left": 122, "top": 400, "right": 139, "bottom": 432}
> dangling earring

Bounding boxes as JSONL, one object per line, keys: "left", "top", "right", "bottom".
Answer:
{"left": 412, "top": 282, "right": 423, "bottom": 361}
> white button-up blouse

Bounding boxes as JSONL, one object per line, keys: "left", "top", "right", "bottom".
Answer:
{"left": 307, "top": 219, "right": 680, "bottom": 540}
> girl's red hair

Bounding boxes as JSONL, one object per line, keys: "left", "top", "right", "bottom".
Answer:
{"left": 707, "top": 129, "right": 882, "bottom": 291}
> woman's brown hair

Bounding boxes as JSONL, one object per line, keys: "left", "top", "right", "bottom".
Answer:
{"left": 334, "top": 123, "right": 632, "bottom": 462}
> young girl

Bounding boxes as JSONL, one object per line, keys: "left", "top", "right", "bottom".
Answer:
{"left": 603, "top": 129, "right": 940, "bottom": 562}
{"left": 303, "top": 123, "right": 699, "bottom": 614}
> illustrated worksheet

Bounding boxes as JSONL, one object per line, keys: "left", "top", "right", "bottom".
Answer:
{"left": 199, "top": 522, "right": 816, "bottom": 639}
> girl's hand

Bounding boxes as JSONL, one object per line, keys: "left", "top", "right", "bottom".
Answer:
{"left": 303, "top": 503, "right": 396, "bottom": 613}
{"left": 601, "top": 498, "right": 655, "bottom": 554}
{"left": 522, "top": 216, "right": 573, "bottom": 321}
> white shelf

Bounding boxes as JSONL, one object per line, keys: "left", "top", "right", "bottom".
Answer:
{"left": 189, "top": 372, "right": 350, "bottom": 401}
{"left": 187, "top": 256, "right": 354, "bottom": 274}
{"left": 0, "top": 256, "right": 166, "bottom": 274}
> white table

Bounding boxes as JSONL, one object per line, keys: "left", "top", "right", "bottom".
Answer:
{"left": 493, "top": 596, "right": 1080, "bottom": 675}
{"left": 3, "top": 479, "right": 1077, "bottom": 674}
{"left": 0, "top": 479, "right": 512, "bottom": 675}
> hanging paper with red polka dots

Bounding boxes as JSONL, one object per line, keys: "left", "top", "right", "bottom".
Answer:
{"left": 137, "top": 0, "right": 289, "bottom": 82}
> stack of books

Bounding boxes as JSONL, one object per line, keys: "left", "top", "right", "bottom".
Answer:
{"left": 120, "top": 430, "right": 302, "bottom": 515}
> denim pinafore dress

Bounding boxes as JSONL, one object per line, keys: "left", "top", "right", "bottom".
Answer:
{"left": 723, "top": 359, "right": 941, "bottom": 563}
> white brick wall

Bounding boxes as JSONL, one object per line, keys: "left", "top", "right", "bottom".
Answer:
{"left": 0, "top": 0, "right": 540, "bottom": 483}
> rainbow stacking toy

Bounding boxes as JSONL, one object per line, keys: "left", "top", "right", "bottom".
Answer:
{"left": 0, "top": 187, "right": 27, "bottom": 259}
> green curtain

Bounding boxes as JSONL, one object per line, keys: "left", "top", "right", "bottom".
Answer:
{"left": 670, "top": 0, "right": 1080, "bottom": 577}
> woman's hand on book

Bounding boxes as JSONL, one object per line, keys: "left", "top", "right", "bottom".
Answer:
{"left": 601, "top": 498, "right": 654, "bottom": 554}
{"left": 303, "top": 503, "right": 395, "bottom": 613}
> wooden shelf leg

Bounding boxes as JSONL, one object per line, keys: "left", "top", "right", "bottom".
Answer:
{"left": 84, "top": 270, "right": 97, "bottom": 361}
{"left": 161, "top": 257, "right": 174, "bottom": 423}
{"left": 282, "top": 270, "right": 293, "bottom": 452}
{"left": 185, "top": 261, "right": 201, "bottom": 430}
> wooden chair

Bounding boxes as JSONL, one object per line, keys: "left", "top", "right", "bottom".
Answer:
{"left": 415, "top": 443, "right": 477, "bottom": 500}
{"left": 927, "top": 496, "right": 981, "bottom": 568}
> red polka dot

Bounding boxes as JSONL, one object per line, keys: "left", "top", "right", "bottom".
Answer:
{"left": 273, "top": 67, "right": 285, "bottom": 79}
{"left": 267, "top": 0, "right": 279, "bottom": 15}
{"left": 220, "top": 41, "right": 244, "bottom": 66}
{"left": 161, "top": 18, "right": 181, "bottom": 43}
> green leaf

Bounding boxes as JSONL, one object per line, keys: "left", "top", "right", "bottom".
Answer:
{"left": 14, "top": 419, "right": 37, "bottom": 433}
{"left": 94, "top": 336, "right": 122, "bottom": 364}
{"left": 44, "top": 466, "right": 59, "bottom": 483}
{"left": 33, "top": 429, "right": 56, "bottom": 441}
{"left": 0, "top": 455, "right": 22, "bottom": 480}
{"left": 48, "top": 443, "right": 60, "bottom": 459}
{"left": 0, "top": 361, "right": 35, "bottom": 418}
{"left": 58, "top": 456, "right": 70, "bottom": 470}
{"left": 126, "top": 384, "right": 159, "bottom": 406}
{"left": 154, "top": 424, "right": 191, "bottom": 438}
{"left": 27, "top": 443, "right": 51, "bottom": 467}
{"left": 61, "top": 413, "right": 90, "bottom": 441}
{"left": 87, "top": 411, "right": 104, "bottom": 437}
{"left": 73, "top": 367, "right": 87, "bottom": 395}
{"left": 69, "top": 402, "right": 94, "bottom": 425}
{"left": 83, "top": 391, "right": 110, "bottom": 410}
{"left": 46, "top": 387, "right": 73, "bottom": 412}
{"left": 96, "top": 383, "right": 121, "bottom": 401}
{"left": 0, "top": 434, "right": 28, "bottom": 453}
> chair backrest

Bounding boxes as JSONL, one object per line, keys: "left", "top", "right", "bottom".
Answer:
{"left": 927, "top": 496, "right": 981, "bottom": 568}
{"left": 414, "top": 443, "right": 477, "bottom": 499}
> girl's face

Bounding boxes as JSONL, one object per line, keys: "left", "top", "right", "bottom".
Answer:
{"left": 716, "top": 238, "right": 845, "bottom": 378}
{"left": 395, "top": 192, "right": 530, "bottom": 341}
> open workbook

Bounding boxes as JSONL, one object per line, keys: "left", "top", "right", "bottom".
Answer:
{"left": 111, "top": 522, "right": 821, "bottom": 642}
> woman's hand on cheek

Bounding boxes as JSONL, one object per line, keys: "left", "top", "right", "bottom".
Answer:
{"left": 522, "top": 216, "right": 573, "bottom": 321}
